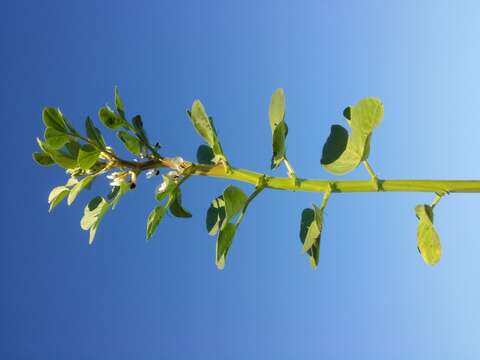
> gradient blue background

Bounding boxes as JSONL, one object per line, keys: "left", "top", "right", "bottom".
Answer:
{"left": 2, "top": 0, "right": 480, "bottom": 358}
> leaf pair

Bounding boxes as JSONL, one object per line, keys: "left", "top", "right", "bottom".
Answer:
{"left": 187, "top": 100, "right": 227, "bottom": 165}
{"left": 269, "top": 88, "right": 290, "bottom": 170}
{"left": 206, "top": 186, "right": 247, "bottom": 269}
{"left": 48, "top": 175, "right": 95, "bottom": 212}
{"left": 321, "top": 98, "right": 384, "bottom": 175}
{"left": 99, "top": 88, "right": 143, "bottom": 156}
{"left": 80, "top": 197, "right": 111, "bottom": 245}
{"left": 146, "top": 176, "right": 192, "bottom": 240}
{"left": 415, "top": 204, "right": 442, "bottom": 265}
{"left": 98, "top": 87, "right": 129, "bottom": 130}
{"left": 299, "top": 205, "right": 324, "bottom": 268}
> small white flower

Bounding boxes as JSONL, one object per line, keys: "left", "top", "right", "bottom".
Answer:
{"left": 166, "top": 171, "right": 181, "bottom": 180}
{"left": 109, "top": 178, "right": 123, "bottom": 187}
{"left": 156, "top": 181, "right": 168, "bottom": 194}
{"left": 170, "top": 157, "right": 185, "bottom": 171}
{"left": 145, "top": 169, "right": 160, "bottom": 179}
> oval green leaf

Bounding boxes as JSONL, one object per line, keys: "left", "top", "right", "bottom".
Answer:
{"left": 77, "top": 144, "right": 100, "bottom": 170}
{"left": 117, "top": 131, "right": 141, "bottom": 155}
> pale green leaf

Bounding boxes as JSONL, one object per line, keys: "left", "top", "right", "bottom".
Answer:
{"left": 67, "top": 175, "right": 94, "bottom": 205}
{"left": 48, "top": 186, "right": 70, "bottom": 212}
{"left": 188, "top": 100, "right": 216, "bottom": 147}
{"left": 269, "top": 88, "right": 285, "bottom": 131}
{"left": 321, "top": 97, "right": 384, "bottom": 175}
{"left": 415, "top": 204, "right": 442, "bottom": 266}
{"left": 80, "top": 196, "right": 110, "bottom": 244}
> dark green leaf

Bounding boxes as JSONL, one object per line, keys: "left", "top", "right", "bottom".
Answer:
{"left": 196, "top": 145, "right": 215, "bottom": 164}
{"left": 117, "top": 131, "right": 141, "bottom": 155}
{"left": 169, "top": 189, "right": 192, "bottom": 218}
{"left": 223, "top": 185, "right": 247, "bottom": 222}
{"left": 114, "top": 86, "right": 125, "bottom": 118}
{"left": 320, "top": 125, "right": 348, "bottom": 165}
{"left": 77, "top": 144, "right": 100, "bottom": 170}
{"left": 85, "top": 116, "right": 106, "bottom": 149}
{"left": 65, "top": 140, "right": 80, "bottom": 158}
{"left": 300, "top": 208, "right": 321, "bottom": 268}
{"left": 206, "top": 196, "right": 226, "bottom": 235}
{"left": 32, "top": 152, "right": 54, "bottom": 166}
{"left": 146, "top": 206, "right": 167, "bottom": 240}
{"left": 42, "top": 107, "right": 67, "bottom": 132}
{"left": 271, "top": 121, "right": 287, "bottom": 169}
{"left": 99, "top": 106, "right": 123, "bottom": 129}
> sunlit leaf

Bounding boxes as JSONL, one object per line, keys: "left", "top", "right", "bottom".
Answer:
{"left": 146, "top": 206, "right": 167, "bottom": 240}
{"left": 67, "top": 175, "right": 94, "bottom": 205}
{"left": 48, "top": 186, "right": 70, "bottom": 212}
{"left": 188, "top": 100, "right": 216, "bottom": 147}
{"left": 321, "top": 97, "right": 383, "bottom": 175}
{"left": 268, "top": 88, "right": 288, "bottom": 169}
{"left": 415, "top": 204, "right": 442, "bottom": 266}
{"left": 80, "top": 196, "right": 110, "bottom": 244}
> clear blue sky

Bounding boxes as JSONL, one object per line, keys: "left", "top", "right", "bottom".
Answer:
{"left": 2, "top": 0, "right": 480, "bottom": 358}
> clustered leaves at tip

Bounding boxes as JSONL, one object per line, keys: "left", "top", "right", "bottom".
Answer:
{"left": 34, "top": 87, "right": 445, "bottom": 270}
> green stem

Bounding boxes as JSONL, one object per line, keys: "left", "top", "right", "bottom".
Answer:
{"left": 114, "top": 157, "right": 480, "bottom": 194}
{"left": 431, "top": 192, "right": 446, "bottom": 208}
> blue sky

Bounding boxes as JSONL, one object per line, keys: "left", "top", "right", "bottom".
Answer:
{"left": 2, "top": 0, "right": 480, "bottom": 358}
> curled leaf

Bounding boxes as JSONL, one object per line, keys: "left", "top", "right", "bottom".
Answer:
{"left": 415, "top": 204, "right": 442, "bottom": 266}
{"left": 321, "top": 97, "right": 383, "bottom": 175}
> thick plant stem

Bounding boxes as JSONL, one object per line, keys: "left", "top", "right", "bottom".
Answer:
{"left": 113, "top": 157, "right": 480, "bottom": 194}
